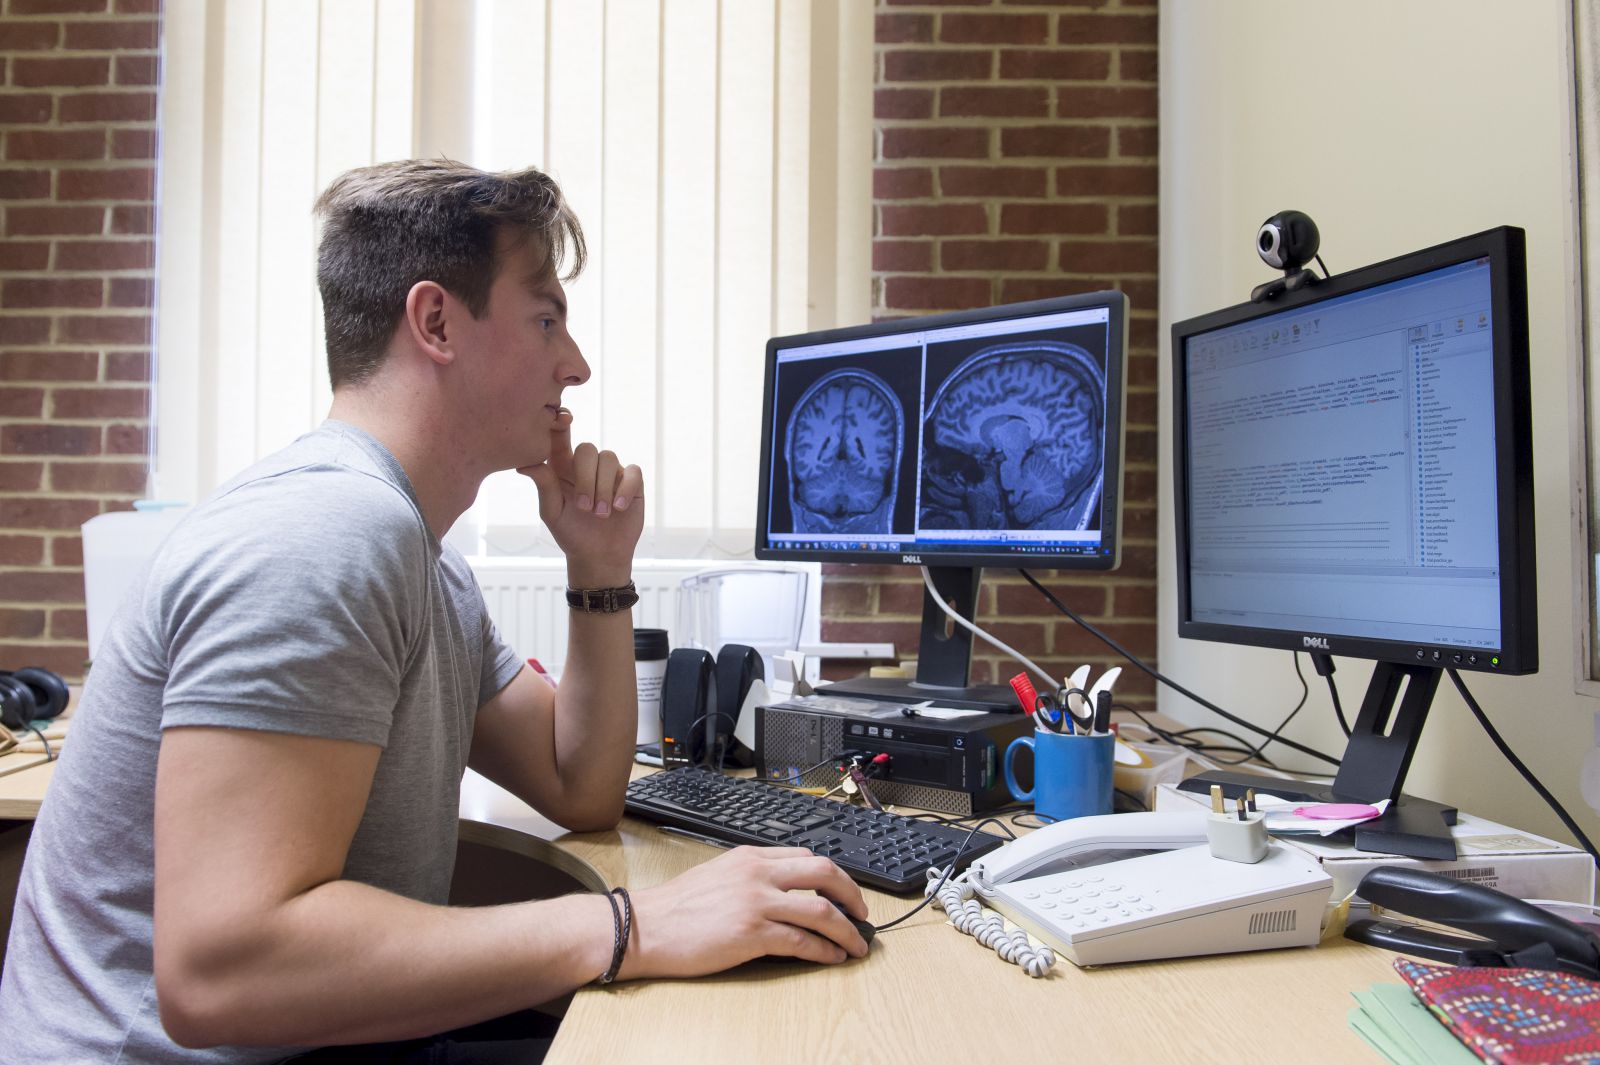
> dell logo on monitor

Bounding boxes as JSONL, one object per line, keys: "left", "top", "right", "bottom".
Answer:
{"left": 901, "top": 554, "right": 923, "bottom": 564}
{"left": 1302, "top": 636, "right": 1330, "bottom": 650}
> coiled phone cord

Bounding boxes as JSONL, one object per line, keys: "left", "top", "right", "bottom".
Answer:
{"left": 926, "top": 869, "right": 1056, "bottom": 978}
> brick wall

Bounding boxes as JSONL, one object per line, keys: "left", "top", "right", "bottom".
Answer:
{"left": 821, "top": 0, "right": 1158, "bottom": 706}
{"left": 0, "top": 0, "right": 158, "bottom": 683}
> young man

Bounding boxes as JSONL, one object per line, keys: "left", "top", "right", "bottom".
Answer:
{"left": 0, "top": 160, "right": 868, "bottom": 1063}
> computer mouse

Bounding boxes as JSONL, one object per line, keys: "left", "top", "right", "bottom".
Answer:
{"left": 754, "top": 899, "right": 875, "bottom": 964}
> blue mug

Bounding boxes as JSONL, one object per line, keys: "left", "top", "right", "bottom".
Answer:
{"left": 1004, "top": 728, "right": 1114, "bottom": 821}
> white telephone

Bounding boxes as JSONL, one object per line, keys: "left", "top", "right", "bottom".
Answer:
{"left": 947, "top": 811, "right": 1333, "bottom": 968}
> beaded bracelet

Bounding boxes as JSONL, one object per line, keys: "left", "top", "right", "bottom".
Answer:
{"left": 596, "top": 886, "right": 633, "bottom": 985}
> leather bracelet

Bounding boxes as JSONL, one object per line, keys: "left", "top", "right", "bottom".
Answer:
{"left": 566, "top": 581, "right": 639, "bottom": 614}
{"left": 596, "top": 886, "right": 632, "bottom": 985}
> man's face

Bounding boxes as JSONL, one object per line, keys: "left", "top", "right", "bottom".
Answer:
{"left": 454, "top": 235, "right": 588, "bottom": 470}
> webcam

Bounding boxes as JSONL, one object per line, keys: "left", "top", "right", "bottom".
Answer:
{"left": 1251, "top": 210, "right": 1324, "bottom": 302}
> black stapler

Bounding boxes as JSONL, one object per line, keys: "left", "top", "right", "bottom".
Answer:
{"left": 1344, "top": 866, "right": 1600, "bottom": 981}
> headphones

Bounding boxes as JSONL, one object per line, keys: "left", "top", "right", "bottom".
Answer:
{"left": 0, "top": 667, "right": 70, "bottom": 732}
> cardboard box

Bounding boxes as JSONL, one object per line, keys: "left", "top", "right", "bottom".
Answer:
{"left": 1154, "top": 782, "right": 1595, "bottom": 907}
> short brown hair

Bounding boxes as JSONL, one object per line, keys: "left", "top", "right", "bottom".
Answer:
{"left": 312, "top": 159, "right": 586, "bottom": 388}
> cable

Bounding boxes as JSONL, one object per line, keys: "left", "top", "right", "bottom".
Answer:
{"left": 1325, "top": 673, "right": 1351, "bottom": 737}
{"left": 760, "top": 751, "right": 855, "bottom": 788}
{"left": 26, "top": 724, "right": 53, "bottom": 761}
{"left": 1314, "top": 252, "right": 1330, "bottom": 279}
{"left": 1018, "top": 569, "right": 1341, "bottom": 767}
{"left": 1447, "top": 669, "right": 1600, "bottom": 866}
{"left": 921, "top": 567, "right": 1057, "bottom": 691}
{"left": 684, "top": 711, "right": 740, "bottom": 770}
{"left": 1230, "top": 651, "right": 1311, "bottom": 765}
{"left": 873, "top": 817, "right": 1016, "bottom": 933}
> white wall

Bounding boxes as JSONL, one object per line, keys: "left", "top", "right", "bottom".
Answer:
{"left": 1158, "top": 1, "right": 1593, "bottom": 845}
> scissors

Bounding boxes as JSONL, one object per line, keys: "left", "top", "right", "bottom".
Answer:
{"left": 1031, "top": 693, "right": 1069, "bottom": 733}
{"left": 1055, "top": 686, "right": 1094, "bottom": 735}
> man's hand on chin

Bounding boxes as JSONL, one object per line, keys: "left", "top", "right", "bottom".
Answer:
{"left": 518, "top": 408, "right": 645, "bottom": 580}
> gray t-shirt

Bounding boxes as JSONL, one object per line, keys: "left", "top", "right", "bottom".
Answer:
{"left": 0, "top": 422, "right": 525, "bottom": 1064}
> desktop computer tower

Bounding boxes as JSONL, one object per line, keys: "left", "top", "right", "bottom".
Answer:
{"left": 753, "top": 701, "right": 1030, "bottom": 816}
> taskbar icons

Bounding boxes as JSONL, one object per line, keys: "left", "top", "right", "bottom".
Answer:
{"left": 774, "top": 539, "right": 1104, "bottom": 555}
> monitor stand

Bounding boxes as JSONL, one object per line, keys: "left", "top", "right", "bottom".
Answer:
{"left": 1178, "top": 662, "right": 1459, "bottom": 861}
{"left": 820, "top": 566, "right": 1020, "bottom": 713}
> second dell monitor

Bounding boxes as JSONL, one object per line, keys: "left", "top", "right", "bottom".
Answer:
{"left": 756, "top": 291, "right": 1129, "bottom": 569}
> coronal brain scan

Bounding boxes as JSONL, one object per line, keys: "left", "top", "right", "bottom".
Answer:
{"left": 920, "top": 339, "right": 1105, "bottom": 532}
{"left": 786, "top": 368, "right": 905, "bottom": 534}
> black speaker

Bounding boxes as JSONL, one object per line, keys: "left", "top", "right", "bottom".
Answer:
{"left": 714, "top": 644, "right": 763, "bottom": 767}
{"left": 661, "top": 648, "right": 716, "bottom": 768}
{"left": 0, "top": 667, "right": 70, "bottom": 731}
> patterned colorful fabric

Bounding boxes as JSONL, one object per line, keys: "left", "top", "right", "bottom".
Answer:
{"left": 1394, "top": 959, "right": 1600, "bottom": 1064}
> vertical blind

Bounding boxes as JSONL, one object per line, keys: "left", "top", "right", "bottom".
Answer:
{"left": 154, "top": 0, "right": 871, "bottom": 558}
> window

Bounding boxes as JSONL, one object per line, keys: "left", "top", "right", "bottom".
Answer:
{"left": 153, "top": 0, "right": 872, "bottom": 561}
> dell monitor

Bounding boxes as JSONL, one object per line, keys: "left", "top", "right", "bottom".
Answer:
{"left": 754, "top": 291, "right": 1130, "bottom": 709}
{"left": 1170, "top": 225, "right": 1536, "bottom": 858}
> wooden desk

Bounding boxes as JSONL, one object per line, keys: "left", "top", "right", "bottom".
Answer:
{"left": 460, "top": 773, "right": 1399, "bottom": 1065}
{"left": 1, "top": 759, "right": 1402, "bottom": 1063}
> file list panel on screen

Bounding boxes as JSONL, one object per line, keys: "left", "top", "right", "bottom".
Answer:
{"left": 1184, "top": 260, "right": 1501, "bottom": 650}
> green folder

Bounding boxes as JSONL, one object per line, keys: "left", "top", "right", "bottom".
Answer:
{"left": 1348, "top": 983, "right": 1478, "bottom": 1065}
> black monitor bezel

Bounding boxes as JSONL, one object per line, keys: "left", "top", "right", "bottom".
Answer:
{"left": 1170, "top": 225, "right": 1537, "bottom": 675}
{"left": 753, "top": 291, "right": 1130, "bottom": 570}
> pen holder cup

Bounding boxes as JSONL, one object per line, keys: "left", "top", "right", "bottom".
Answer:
{"left": 1004, "top": 729, "right": 1114, "bottom": 821}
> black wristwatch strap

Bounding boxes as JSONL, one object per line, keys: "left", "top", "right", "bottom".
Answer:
{"left": 565, "top": 581, "right": 639, "bottom": 614}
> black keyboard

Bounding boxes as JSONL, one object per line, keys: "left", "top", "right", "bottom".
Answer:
{"left": 624, "top": 767, "right": 1005, "bottom": 894}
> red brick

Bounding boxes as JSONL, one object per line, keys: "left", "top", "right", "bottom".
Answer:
{"left": 111, "top": 128, "right": 157, "bottom": 159}
{"left": 821, "top": 580, "right": 871, "bottom": 615}
{"left": 1058, "top": 237, "right": 1155, "bottom": 273}
{"left": 0, "top": 386, "right": 43, "bottom": 417}
{"left": 0, "top": 499, "right": 103, "bottom": 532}
{"left": 1126, "top": 354, "right": 1157, "bottom": 392}
{"left": 940, "top": 165, "right": 1047, "bottom": 197}
{"left": 1058, "top": 13, "right": 1157, "bottom": 45}
{"left": 999, "top": 202, "right": 1107, "bottom": 235}
{"left": 998, "top": 48, "right": 1112, "bottom": 81}
{"left": 0, "top": 242, "right": 50, "bottom": 272}
{"left": 1124, "top": 426, "right": 1156, "bottom": 464}
{"left": 0, "top": 22, "right": 62, "bottom": 50}
{"left": 50, "top": 386, "right": 147, "bottom": 419}
{"left": 999, "top": 276, "right": 1116, "bottom": 303}
{"left": 1128, "top": 319, "right": 1157, "bottom": 352}
{"left": 1120, "top": 504, "right": 1156, "bottom": 540}
{"left": 999, "top": 124, "right": 1111, "bottom": 158}
{"left": 0, "top": 318, "right": 54, "bottom": 346}
{"left": 2, "top": 424, "right": 100, "bottom": 456}
{"left": 55, "top": 239, "right": 153, "bottom": 271}
{"left": 5, "top": 129, "right": 105, "bottom": 162}
{"left": 110, "top": 204, "right": 152, "bottom": 234}
{"left": 881, "top": 126, "right": 990, "bottom": 160}
{"left": 2, "top": 278, "right": 102, "bottom": 309}
{"left": 51, "top": 533, "right": 83, "bottom": 565}
{"left": 6, "top": 205, "right": 104, "bottom": 237}
{"left": 879, "top": 203, "right": 988, "bottom": 236}
{"left": 49, "top": 458, "right": 147, "bottom": 491}
{"left": 883, "top": 275, "right": 991, "bottom": 311}
{"left": 59, "top": 91, "right": 156, "bottom": 123}
{"left": 941, "top": 13, "right": 1049, "bottom": 45}
{"left": 0, "top": 609, "right": 46, "bottom": 639}
{"left": 1057, "top": 620, "right": 1154, "bottom": 658}
{"left": 114, "top": 53, "right": 158, "bottom": 86}
{"left": 12, "top": 56, "right": 109, "bottom": 88}
{"left": 0, "top": 349, "right": 96, "bottom": 379}
{"left": 107, "top": 276, "right": 152, "bottom": 307}
{"left": 0, "top": 535, "right": 45, "bottom": 565}
{"left": 1125, "top": 389, "right": 1156, "bottom": 426}
{"left": 875, "top": 580, "right": 926, "bottom": 616}
{"left": 0, "top": 95, "right": 53, "bottom": 123}
{"left": 940, "top": 239, "right": 1049, "bottom": 271}
{"left": 1120, "top": 48, "right": 1157, "bottom": 82}
{"left": 61, "top": 18, "right": 159, "bottom": 50}
{"left": 940, "top": 85, "right": 1050, "bottom": 118}
{"left": 1120, "top": 277, "right": 1157, "bottom": 313}
{"left": 1117, "top": 202, "right": 1157, "bottom": 236}
{"left": 0, "top": 643, "right": 87, "bottom": 680}
{"left": 115, "top": 0, "right": 159, "bottom": 11}
{"left": 105, "top": 350, "right": 148, "bottom": 379}
{"left": 59, "top": 315, "right": 149, "bottom": 344}
{"left": 818, "top": 619, "right": 920, "bottom": 652}
{"left": 0, "top": 460, "right": 44, "bottom": 490}
{"left": 0, "top": 171, "right": 50, "bottom": 199}
{"left": 1116, "top": 125, "right": 1157, "bottom": 158}
{"left": 1056, "top": 163, "right": 1156, "bottom": 197}
{"left": 874, "top": 166, "right": 934, "bottom": 200}
{"left": 10, "top": 0, "right": 106, "bottom": 11}
{"left": 877, "top": 12, "right": 933, "bottom": 43}
{"left": 1056, "top": 85, "right": 1156, "bottom": 119}
{"left": 48, "top": 607, "right": 86, "bottom": 640}
{"left": 57, "top": 167, "right": 155, "bottom": 202}
{"left": 883, "top": 49, "right": 992, "bottom": 83}
{"left": 881, "top": 0, "right": 993, "bottom": 5}
{"left": 105, "top": 423, "right": 147, "bottom": 453}
{"left": 875, "top": 87, "right": 933, "bottom": 121}
{"left": 872, "top": 239, "right": 934, "bottom": 272}
{"left": 993, "top": 580, "right": 1107, "bottom": 619}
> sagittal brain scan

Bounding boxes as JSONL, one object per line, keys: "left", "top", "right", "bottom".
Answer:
{"left": 920, "top": 340, "right": 1105, "bottom": 532}
{"left": 786, "top": 368, "right": 905, "bottom": 534}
